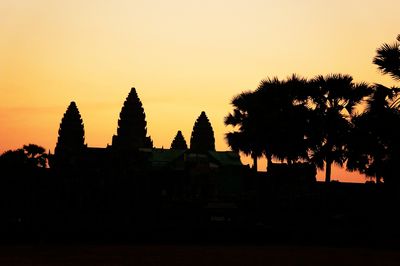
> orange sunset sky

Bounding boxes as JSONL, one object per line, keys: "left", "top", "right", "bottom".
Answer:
{"left": 1, "top": 0, "right": 399, "bottom": 182}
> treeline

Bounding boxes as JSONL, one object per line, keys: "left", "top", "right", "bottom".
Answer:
{"left": 225, "top": 34, "right": 400, "bottom": 184}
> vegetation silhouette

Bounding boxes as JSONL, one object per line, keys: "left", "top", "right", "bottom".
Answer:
{"left": 1, "top": 144, "right": 47, "bottom": 170}
{"left": 225, "top": 74, "right": 370, "bottom": 183}
{"left": 366, "top": 34, "right": 400, "bottom": 186}
{"left": 373, "top": 34, "right": 400, "bottom": 81}
{"left": 307, "top": 74, "right": 370, "bottom": 182}
{"left": 225, "top": 75, "right": 311, "bottom": 171}
{"left": 347, "top": 84, "right": 400, "bottom": 184}
{"left": 224, "top": 90, "right": 262, "bottom": 171}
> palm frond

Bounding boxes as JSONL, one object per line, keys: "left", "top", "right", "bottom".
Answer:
{"left": 373, "top": 41, "right": 400, "bottom": 80}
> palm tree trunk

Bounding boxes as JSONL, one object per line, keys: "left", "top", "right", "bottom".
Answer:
{"left": 325, "top": 159, "right": 332, "bottom": 183}
{"left": 266, "top": 154, "right": 273, "bottom": 172}
{"left": 252, "top": 154, "right": 258, "bottom": 172}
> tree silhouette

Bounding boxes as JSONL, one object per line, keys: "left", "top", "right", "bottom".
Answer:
{"left": 225, "top": 91, "right": 262, "bottom": 170}
{"left": 347, "top": 36, "right": 400, "bottom": 184}
{"left": 0, "top": 148, "right": 27, "bottom": 169}
{"left": 373, "top": 34, "right": 400, "bottom": 81}
{"left": 0, "top": 144, "right": 47, "bottom": 169}
{"left": 170, "top": 130, "right": 188, "bottom": 149}
{"left": 225, "top": 75, "right": 311, "bottom": 170}
{"left": 307, "top": 74, "right": 370, "bottom": 183}
{"left": 112, "top": 88, "right": 153, "bottom": 150}
{"left": 251, "top": 77, "right": 283, "bottom": 168}
{"left": 23, "top": 144, "right": 47, "bottom": 168}
{"left": 346, "top": 85, "right": 400, "bottom": 183}
{"left": 54, "top": 101, "right": 85, "bottom": 159}
{"left": 190, "top": 111, "right": 215, "bottom": 152}
{"left": 257, "top": 75, "right": 311, "bottom": 165}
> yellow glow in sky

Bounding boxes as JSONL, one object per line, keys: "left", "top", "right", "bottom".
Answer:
{"left": 1, "top": 0, "right": 399, "bottom": 182}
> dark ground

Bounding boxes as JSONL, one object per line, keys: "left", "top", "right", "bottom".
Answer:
{"left": 1, "top": 245, "right": 400, "bottom": 266}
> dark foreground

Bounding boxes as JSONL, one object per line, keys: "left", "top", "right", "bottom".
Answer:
{"left": 1, "top": 245, "right": 400, "bottom": 266}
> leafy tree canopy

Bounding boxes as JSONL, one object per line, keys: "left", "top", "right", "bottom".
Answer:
{"left": 0, "top": 144, "right": 47, "bottom": 169}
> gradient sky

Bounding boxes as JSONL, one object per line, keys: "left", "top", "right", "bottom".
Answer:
{"left": 1, "top": 0, "right": 399, "bottom": 182}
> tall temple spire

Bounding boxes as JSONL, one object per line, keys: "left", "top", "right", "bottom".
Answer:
{"left": 190, "top": 111, "right": 215, "bottom": 152}
{"left": 53, "top": 101, "right": 85, "bottom": 168}
{"left": 170, "top": 130, "right": 188, "bottom": 150}
{"left": 112, "top": 88, "right": 152, "bottom": 150}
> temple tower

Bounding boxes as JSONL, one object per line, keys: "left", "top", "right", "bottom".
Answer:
{"left": 190, "top": 111, "right": 215, "bottom": 152}
{"left": 53, "top": 101, "right": 85, "bottom": 167}
{"left": 112, "top": 88, "right": 152, "bottom": 150}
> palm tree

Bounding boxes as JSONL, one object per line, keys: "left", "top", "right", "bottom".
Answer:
{"left": 347, "top": 85, "right": 400, "bottom": 183}
{"left": 225, "top": 75, "right": 312, "bottom": 171}
{"left": 373, "top": 34, "right": 400, "bottom": 81}
{"left": 258, "top": 75, "right": 311, "bottom": 164}
{"left": 308, "top": 74, "right": 370, "bottom": 183}
{"left": 225, "top": 91, "right": 263, "bottom": 170}
{"left": 351, "top": 35, "right": 400, "bottom": 185}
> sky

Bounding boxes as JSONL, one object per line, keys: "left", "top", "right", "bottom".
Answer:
{"left": 1, "top": 0, "right": 399, "bottom": 182}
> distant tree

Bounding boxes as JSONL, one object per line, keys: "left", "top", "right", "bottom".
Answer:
{"left": 23, "top": 144, "right": 47, "bottom": 168}
{"left": 307, "top": 74, "right": 370, "bottom": 183}
{"left": 0, "top": 144, "right": 47, "bottom": 169}
{"left": 190, "top": 111, "right": 215, "bottom": 152}
{"left": 170, "top": 130, "right": 188, "bottom": 149}
{"left": 112, "top": 88, "right": 153, "bottom": 150}
{"left": 373, "top": 34, "right": 400, "bottom": 81}
{"left": 54, "top": 101, "right": 85, "bottom": 159}
{"left": 0, "top": 149, "right": 27, "bottom": 169}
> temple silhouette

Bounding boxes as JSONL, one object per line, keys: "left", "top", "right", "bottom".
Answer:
{"left": 1, "top": 87, "right": 399, "bottom": 245}
{"left": 50, "top": 88, "right": 249, "bottom": 227}
{"left": 40, "top": 87, "right": 323, "bottom": 242}
{"left": 2, "top": 34, "right": 400, "bottom": 245}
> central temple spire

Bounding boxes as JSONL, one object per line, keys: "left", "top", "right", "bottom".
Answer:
{"left": 112, "top": 88, "right": 152, "bottom": 150}
{"left": 190, "top": 111, "right": 215, "bottom": 152}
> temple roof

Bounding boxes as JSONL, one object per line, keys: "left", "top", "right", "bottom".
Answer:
{"left": 150, "top": 148, "right": 186, "bottom": 163}
{"left": 208, "top": 151, "right": 242, "bottom": 166}
{"left": 80, "top": 146, "right": 243, "bottom": 167}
